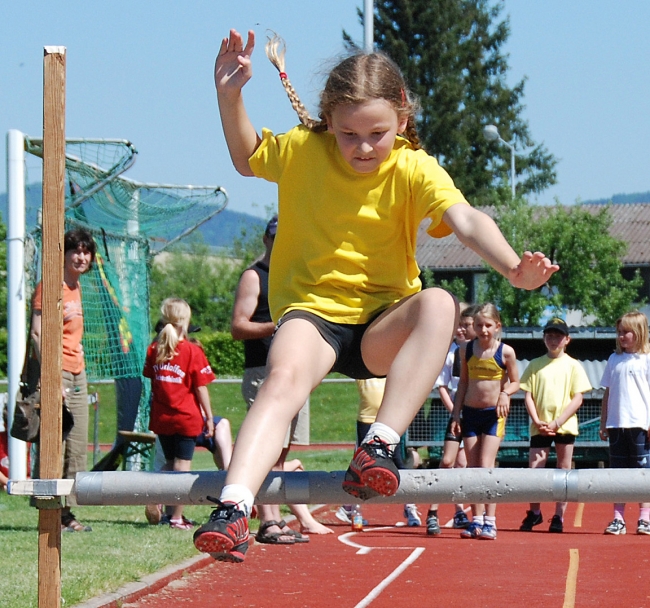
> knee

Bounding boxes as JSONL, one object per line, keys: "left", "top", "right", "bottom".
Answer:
{"left": 419, "top": 287, "right": 458, "bottom": 318}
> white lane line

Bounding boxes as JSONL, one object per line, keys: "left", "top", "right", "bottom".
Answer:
{"left": 353, "top": 548, "right": 425, "bottom": 608}
{"left": 338, "top": 526, "right": 426, "bottom": 605}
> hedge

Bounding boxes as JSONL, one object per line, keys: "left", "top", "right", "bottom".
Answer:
{"left": 0, "top": 330, "right": 245, "bottom": 380}
{"left": 198, "top": 331, "right": 245, "bottom": 377}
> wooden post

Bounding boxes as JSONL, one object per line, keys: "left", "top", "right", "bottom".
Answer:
{"left": 38, "top": 45, "right": 66, "bottom": 608}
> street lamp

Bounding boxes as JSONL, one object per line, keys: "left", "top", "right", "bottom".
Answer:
{"left": 483, "top": 124, "right": 516, "bottom": 199}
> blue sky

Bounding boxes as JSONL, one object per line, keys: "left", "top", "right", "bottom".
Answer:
{"left": 2, "top": 1, "right": 649, "bottom": 218}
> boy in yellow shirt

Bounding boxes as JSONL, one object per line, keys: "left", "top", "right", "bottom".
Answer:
{"left": 519, "top": 318, "right": 592, "bottom": 533}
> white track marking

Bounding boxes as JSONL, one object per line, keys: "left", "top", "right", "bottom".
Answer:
{"left": 354, "top": 548, "right": 425, "bottom": 608}
{"left": 338, "top": 526, "right": 426, "bottom": 606}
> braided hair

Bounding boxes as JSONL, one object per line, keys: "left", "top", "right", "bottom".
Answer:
{"left": 265, "top": 33, "right": 421, "bottom": 148}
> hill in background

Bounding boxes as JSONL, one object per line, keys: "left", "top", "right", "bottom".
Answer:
{"left": 0, "top": 183, "right": 266, "bottom": 249}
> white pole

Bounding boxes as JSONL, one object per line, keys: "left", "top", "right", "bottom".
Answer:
{"left": 364, "top": 0, "right": 374, "bottom": 53}
{"left": 6, "top": 130, "right": 28, "bottom": 480}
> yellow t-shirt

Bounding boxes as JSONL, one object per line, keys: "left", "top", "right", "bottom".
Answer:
{"left": 248, "top": 126, "right": 468, "bottom": 324}
{"left": 520, "top": 354, "right": 592, "bottom": 436}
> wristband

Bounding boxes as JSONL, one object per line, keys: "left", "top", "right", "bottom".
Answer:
{"left": 500, "top": 391, "right": 510, "bottom": 398}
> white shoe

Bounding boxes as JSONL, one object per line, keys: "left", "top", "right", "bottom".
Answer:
{"left": 335, "top": 505, "right": 353, "bottom": 524}
{"left": 404, "top": 504, "right": 421, "bottom": 527}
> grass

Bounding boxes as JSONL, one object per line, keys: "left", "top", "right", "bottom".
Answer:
{"left": 2, "top": 379, "right": 359, "bottom": 608}
{"left": 88, "top": 377, "right": 360, "bottom": 446}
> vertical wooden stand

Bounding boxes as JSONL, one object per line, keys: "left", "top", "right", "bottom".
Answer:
{"left": 38, "top": 45, "right": 66, "bottom": 608}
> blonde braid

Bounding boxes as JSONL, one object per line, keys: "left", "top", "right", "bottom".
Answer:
{"left": 265, "top": 32, "right": 326, "bottom": 131}
{"left": 402, "top": 115, "right": 422, "bottom": 150}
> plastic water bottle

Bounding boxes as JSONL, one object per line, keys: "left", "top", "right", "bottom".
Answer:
{"left": 351, "top": 505, "right": 363, "bottom": 532}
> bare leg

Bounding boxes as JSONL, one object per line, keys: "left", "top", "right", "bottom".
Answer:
{"left": 463, "top": 435, "right": 482, "bottom": 517}
{"left": 363, "top": 289, "right": 458, "bottom": 434}
{"left": 480, "top": 434, "right": 502, "bottom": 518}
{"left": 170, "top": 458, "right": 192, "bottom": 521}
{"left": 222, "top": 319, "right": 335, "bottom": 495}
{"left": 212, "top": 418, "right": 233, "bottom": 470}
{"left": 554, "top": 444, "right": 574, "bottom": 518}
{"left": 528, "top": 446, "right": 549, "bottom": 513}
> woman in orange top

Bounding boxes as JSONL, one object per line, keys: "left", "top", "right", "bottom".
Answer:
{"left": 32, "top": 228, "right": 96, "bottom": 532}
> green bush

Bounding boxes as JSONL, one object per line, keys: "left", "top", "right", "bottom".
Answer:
{"left": 199, "top": 331, "right": 245, "bottom": 377}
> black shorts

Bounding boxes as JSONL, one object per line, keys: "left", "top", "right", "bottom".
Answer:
{"left": 278, "top": 310, "right": 383, "bottom": 380}
{"left": 530, "top": 433, "right": 576, "bottom": 449}
{"left": 608, "top": 427, "right": 650, "bottom": 468}
{"left": 158, "top": 434, "right": 197, "bottom": 461}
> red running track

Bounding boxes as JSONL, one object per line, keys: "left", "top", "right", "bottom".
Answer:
{"left": 119, "top": 501, "right": 650, "bottom": 608}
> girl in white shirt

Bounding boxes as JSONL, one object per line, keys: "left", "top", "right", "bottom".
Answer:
{"left": 600, "top": 311, "right": 650, "bottom": 535}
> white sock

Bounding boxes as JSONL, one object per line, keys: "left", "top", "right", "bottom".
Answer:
{"left": 220, "top": 484, "right": 254, "bottom": 517}
{"left": 363, "top": 422, "right": 401, "bottom": 448}
{"left": 484, "top": 515, "right": 496, "bottom": 528}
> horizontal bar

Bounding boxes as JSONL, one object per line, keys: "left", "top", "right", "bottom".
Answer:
{"left": 10, "top": 468, "right": 647, "bottom": 506}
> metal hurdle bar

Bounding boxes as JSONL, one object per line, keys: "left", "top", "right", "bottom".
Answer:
{"left": 9, "top": 468, "right": 650, "bottom": 505}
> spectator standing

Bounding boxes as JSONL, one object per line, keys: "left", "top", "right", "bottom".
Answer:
{"left": 426, "top": 304, "right": 478, "bottom": 535}
{"left": 518, "top": 317, "right": 592, "bottom": 533}
{"left": 452, "top": 303, "right": 519, "bottom": 540}
{"left": 599, "top": 311, "right": 650, "bottom": 536}
{"left": 31, "top": 228, "right": 95, "bottom": 532}
{"left": 143, "top": 298, "right": 216, "bottom": 530}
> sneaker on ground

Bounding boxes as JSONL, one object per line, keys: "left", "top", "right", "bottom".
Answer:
{"left": 519, "top": 510, "right": 543, "bottom": 531}
{"left": 193, "top": 497, "right": 249, "bottom": 563}
{"left": 342, "top": 436, "right": 400, "bottom": 500}
{"left": 426, "top": 514, "right": 441, "bottom": 536}
{"left": 404, "top": 504, "right": 421, "bottom": 527}
{"left": 335, "top": 505, "right": 368, "bottom": 526}
{"left": 637, "top": 519, "right": 650, "bottom": 535}
{"left": 479, "top": 522, "right": 497, "bottom": 540}
{"left": 604, "top": 519, "right": 626, "bottom": 535}
{"left": 548, "top": 515, "right": 563, "bottom": 533}
{"left": 460, "top": 521, "right": 483, "bottom": 539}
{"left": 453, "top": 510, "right": 471, "bottom": 529}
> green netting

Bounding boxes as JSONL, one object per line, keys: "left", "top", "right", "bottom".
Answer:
{"left": 23, "top": 137, "right": 228, "bottom": 462}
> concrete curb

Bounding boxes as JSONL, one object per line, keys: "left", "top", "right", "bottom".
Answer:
{"left": 71, "top": 553, "right": 214, "bottom": 608}
{"left": 71, "top": 507, "right": 327, "bottom": 608}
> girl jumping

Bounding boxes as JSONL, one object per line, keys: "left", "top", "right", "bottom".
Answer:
{"left": 193, "top": 29, "right": 557, "bottom": 562}
{"left": 599, "top": 311, "right": 650, "bottom": 536}
{"left": 451, "top": 303, "right": 519, "bottom": 540}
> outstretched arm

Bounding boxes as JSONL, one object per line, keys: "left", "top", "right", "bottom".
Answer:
{"left": 443, "top": 204, "right": 559, "bottom": 290}
{"left": 215, "top": 29, "right": 262, "bottom": 176}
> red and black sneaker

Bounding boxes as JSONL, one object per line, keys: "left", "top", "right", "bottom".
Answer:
{"left": 193, "top": 497, "right": 249, "bottom": 563}
{"left": 342, "top": 436, "right": 400, "bottom": 500}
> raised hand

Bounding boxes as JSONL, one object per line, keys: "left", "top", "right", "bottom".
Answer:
{"left": 215, "top": 29, "right": 255, "bottom": 98}
{"left": 508, "top": 251, "right": 559, "bottom": 290}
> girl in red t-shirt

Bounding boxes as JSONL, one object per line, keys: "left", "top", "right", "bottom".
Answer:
{"left": 143, "top": 298, "right": 215, "bottom": 529}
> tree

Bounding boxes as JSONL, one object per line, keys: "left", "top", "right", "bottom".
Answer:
{"left": 483, "top": 201, "right": 644, "bottom": 326}
{"left": 347, "top": 0, "right": 557, "bottom": 204}
{"left": 149, "top": 227, "right": 263, "bottom": 332}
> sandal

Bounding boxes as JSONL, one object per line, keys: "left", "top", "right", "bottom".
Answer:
{"left": 278, "top": 519, "right": 310, "bottom": 543}
{"left": 61, "top": 511, "right": 92, "bottom": 532}
{"left": 169, "top": 518, "right": 194, "bottom": 530}
{"left": 255, "top": 520, "right": 295, "bottom": 544}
